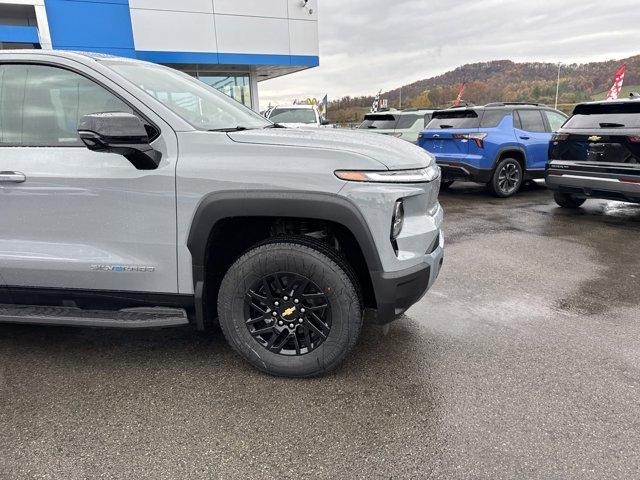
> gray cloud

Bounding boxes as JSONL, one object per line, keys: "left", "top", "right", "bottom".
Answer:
{"left": 260, "top": 0, "right": 640, "bottom": 106}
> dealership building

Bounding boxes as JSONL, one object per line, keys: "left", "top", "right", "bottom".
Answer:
{"left": 0, "top": 0, "right": 320, "bottom": 111}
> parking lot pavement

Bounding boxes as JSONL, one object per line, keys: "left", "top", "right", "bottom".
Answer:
{"left": 1, "top": 182, "right": 639, "bottom": 480}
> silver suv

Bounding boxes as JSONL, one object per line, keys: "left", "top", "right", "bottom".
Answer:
{"left": 0, "top": 51, "right": 444, "bottom": 377}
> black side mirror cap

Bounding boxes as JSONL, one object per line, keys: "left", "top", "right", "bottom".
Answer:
{"left": 78, "top": 112, "right": 161, "bottom": 170}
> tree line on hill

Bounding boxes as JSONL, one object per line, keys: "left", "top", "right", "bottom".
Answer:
{"left": 327, "top": 55, "right": 640, "bottom": 124}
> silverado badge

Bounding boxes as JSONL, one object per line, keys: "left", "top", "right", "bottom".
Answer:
{"left": 588, "top": 136, "right": 603, "bottom": 142}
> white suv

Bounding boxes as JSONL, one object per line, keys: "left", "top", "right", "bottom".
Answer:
{"left": 359, "top": 109, "right": 435, "bottom": 144}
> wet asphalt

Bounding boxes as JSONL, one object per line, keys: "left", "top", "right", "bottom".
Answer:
{"left": 1, "top": 182, "right": 639, "bottom": 480}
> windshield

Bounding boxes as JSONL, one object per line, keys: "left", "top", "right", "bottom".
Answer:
{"left": 268, "top": 108, "right": 317, "bottom": 124}
{"left": 102, "top": 61, "right": 271, "bottom": 131}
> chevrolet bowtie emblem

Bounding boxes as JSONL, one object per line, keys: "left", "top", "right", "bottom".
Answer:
{"left": 282, "top": 306, "right": 297, "bottom": 318}
{"left": 588, "top": 136, "right": 603, "bottom": 142}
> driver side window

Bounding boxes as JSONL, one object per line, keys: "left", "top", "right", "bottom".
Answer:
{"left": 0, "top": 64, "right": 135, "bottom": 147}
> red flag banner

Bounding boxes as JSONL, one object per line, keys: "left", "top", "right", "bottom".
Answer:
{"left": 454, "top": 83, "right": 466, "bottom": 106}
{"left": 606, "top": 64, "right": 626, "bottom": 101}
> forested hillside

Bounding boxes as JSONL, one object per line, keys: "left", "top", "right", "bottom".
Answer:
{"left": 329, "top": 55, "right": 640, "bottom": 123}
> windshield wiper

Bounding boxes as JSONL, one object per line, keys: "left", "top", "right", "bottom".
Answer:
{"left": 264, "top": 123, "right": 286, "bottom": 129}
{"left": 367, "top": 126, "right": 378, "bottom": 129}
{"left": 208, "top": 126, "right": 251, "bottom": 132}
{"left": 599, "top": 122, "right": 625, "bottom": 128}
{"left": 439, "top": 124, "right": 454, "bottom": 129}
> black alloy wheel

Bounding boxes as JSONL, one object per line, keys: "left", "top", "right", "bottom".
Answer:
{"left": 217, "top": 238, "right": 362, "bottom": 377}
{"left": 489, "top": 158, "right": 523, "bottom": 197}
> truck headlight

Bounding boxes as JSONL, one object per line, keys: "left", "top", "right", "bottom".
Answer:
{"left": 391, "top": 200, "right": 404, "bottom": 240}
{"left": 335, "top": 164, "right": 440, "bottom": 183}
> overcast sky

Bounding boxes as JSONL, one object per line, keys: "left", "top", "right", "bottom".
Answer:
{"left": 260, "top": 0, "right": 640, "bottom": 106}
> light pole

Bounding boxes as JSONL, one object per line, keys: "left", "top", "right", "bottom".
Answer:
{"left": 555, "top": 62, "right": 562, "bottom": 110}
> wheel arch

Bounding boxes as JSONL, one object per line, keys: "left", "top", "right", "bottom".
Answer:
{"left": 492, "top": 146, "right": 527, "bottom": 173}
{"left": 186, "top": 191, "right": 382, "bottom": 330}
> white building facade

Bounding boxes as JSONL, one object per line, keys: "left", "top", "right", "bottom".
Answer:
{"left": 0, "top": 0, "right": 320, "bottom": 111}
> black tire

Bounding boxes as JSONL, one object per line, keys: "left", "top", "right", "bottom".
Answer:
{"left": 488, "top": 158, "right": 524, "bottom": 198}
{"left": 217, "top": 238, "right": 362, "bottom": 378}
{"left": 554, "top": 191, "right": 586, "bottom": 209}
{"left": 441, "top": 180, "right": 455, "bottom": 190}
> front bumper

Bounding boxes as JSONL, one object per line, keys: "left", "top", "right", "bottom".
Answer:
{"left": 338, "top": 176, "right": 444, "bottom": 324}
{"left": 370, "top": 230, "right": 444, "bottom": 324}
{"left": 546, "top": 161, "right": 640, "bottom": 203}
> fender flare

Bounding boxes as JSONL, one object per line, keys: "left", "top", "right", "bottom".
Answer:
{"left": 186, "top": 189, "right": 383, "bottom": 296}
{"left": 491, "top": 145, "right": 527, "bottom": 172}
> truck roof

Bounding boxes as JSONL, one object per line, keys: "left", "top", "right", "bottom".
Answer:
{"left": 0, "top": 48, "right": 152, "bottom": 66}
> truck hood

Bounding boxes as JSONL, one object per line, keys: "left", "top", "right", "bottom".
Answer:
{"left": 227, "top": 127, "right": 432, "bottom": 170}
{"left": 276, "top": 122, "right": 319, "bottom": 128}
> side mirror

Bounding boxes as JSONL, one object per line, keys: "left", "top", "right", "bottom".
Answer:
{"left": 77, "top": 112, "right": 161, "bottom": 170}
{"left": 321, "top": 119, "right": 331, "bottom": 126}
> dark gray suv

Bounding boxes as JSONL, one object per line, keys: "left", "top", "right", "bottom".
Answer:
{"left": 546, "top": 96, "right": 640, "bottom": 208}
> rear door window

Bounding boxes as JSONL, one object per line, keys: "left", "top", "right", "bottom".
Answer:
{"left": 515, "top": 110, "right": 547, "bottom": 132}
{"left": 480, "top": 109, "right": 508, "bottom": 128}
{"left": 426, "top": 110, "right": 480, "bottom": 129}
{"left": 395, "top": 114, "right": 420, "bottom": 129}
{"left": 359, "top": 114, "right": 398, "bottom": 130}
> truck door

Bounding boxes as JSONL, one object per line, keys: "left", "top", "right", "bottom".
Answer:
{"left": 0, "top": 62, "right": 178, "bottom": 294}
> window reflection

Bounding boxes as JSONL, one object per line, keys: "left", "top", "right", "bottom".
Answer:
{"left": 198, "top": 75, "right": 251, "bottom": 108}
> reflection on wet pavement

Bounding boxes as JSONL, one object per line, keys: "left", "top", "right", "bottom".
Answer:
{"left": 1, "top": 182, "right": 639, "bottom": 479}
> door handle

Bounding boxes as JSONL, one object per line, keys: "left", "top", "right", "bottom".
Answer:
{"left": 519, "top": 136, "right": 530, "bottom": 140}
{"left": 0, "top": 171, "right": 26, "bottom": 183}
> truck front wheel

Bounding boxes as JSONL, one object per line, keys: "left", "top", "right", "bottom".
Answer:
{"left": 217, "top": 239, "right": 362, "bottom": 377}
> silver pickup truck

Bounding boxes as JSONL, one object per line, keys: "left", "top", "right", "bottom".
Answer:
{"left": 0, "top": 50, "right": 444, "bottom": 377}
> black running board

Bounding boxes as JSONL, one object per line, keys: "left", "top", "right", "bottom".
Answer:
{"left": 0, "top": 304, "right": 189, "bottom": 329}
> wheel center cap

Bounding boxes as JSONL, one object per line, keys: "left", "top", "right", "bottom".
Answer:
{"left": 280, "top": 304, "right": 297, "bottom": 320}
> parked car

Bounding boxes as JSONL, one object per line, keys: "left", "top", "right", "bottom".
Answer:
{"left": 546, "top": 95, "right": 640, "bottom": 208}
{"left": 0, "top": 50, "right": 444, "bottom": 378}
{"left": 265, "top": 104, "right": 324, "bottom": 128}
{"left": 418, "top": 103, "right": 568, "bottom": 197}
{"left": 358, "top": 109, "right": 435, "bottom": 144}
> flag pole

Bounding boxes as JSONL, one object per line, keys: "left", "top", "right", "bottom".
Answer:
{"left": 555, "top": 62, "right": 561, "bottom": 110}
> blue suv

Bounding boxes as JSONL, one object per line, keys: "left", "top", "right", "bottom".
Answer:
{"left": 418, "top": 103, "right": 568, "bottom": 197}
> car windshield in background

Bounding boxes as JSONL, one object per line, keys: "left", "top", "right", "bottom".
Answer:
{"left": 359, "top": 114, "right": 398, "bottom": 129}
{"left": 102, "top": 60, "right": 271, "bottom": 131}
{"left": 269, "top": 108, "right": 317, "bottom": 124}
{"left": 426, "top": 110, "right": 480, "bottom": 129}
{"left": 565, "top": 103, "right": 640, "bottom": 129}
